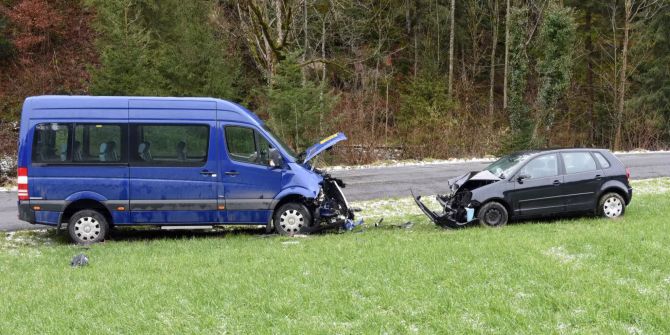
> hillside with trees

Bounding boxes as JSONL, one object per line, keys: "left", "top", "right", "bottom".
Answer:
{"left": 1, "top": 0, "right": 669, "bottom": 165}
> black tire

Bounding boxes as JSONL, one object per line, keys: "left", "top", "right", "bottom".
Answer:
{"left": 68, "top": 209, "right": 109, "bottom": 244}
{"left": 597, "top": 192, "right": 626, "bottom": 218}
{"left": 274, "top": 203, "right": 312, "bottom": 236}
{"left": 478, "top": 201, "right": 508, "bottom": 228}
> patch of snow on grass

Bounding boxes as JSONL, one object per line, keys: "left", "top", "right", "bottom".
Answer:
{"left": 630, "top": 178, "right": 670, "bottom": 195}
{"left": 626, "top": 325, "right": 644, "bottom": 335}
{"left": 353, "top": 196, "right": 442, "bottom": 220}
{"left": 543, "top": 246, "right": 584, "bottom": 264}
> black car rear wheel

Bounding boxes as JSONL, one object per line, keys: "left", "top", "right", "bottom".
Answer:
{"left": 478, "top": 202, "right": 508, "bottom": 228}
{"left": 598, "top": 192, "right": 626, "bottom": 218}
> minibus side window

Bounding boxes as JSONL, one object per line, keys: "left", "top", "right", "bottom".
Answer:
{"left": 32, "top": 123, "right": 72, "bottom": 163}
{"left": 129, "top": 124, "right": 209, "bottom": 167}
{"left": 225, "top": 126, "right": 275, "bottom": 166}
{"left": 74, "top": 124, "right": 125, "bottom": 163}
{"left": 225, "top": 126, "right": 257, "bottom": 164}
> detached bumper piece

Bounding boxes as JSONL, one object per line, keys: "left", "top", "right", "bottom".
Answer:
{"left": 411, "top": 191, "right": 477, "bottom": 229}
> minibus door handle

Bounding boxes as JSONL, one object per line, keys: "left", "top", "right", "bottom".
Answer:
{"left": 224, "top": 170, "right": 240, "bottom": 176}
{"left": 200, "top": 169, "right": 217, "bottom": 177}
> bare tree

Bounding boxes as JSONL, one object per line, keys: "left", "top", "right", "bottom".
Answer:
{"left": 236, "top": 0, "right": 294, "bottom": 84}
{"left": 447, "top": 0, "right": 455, "bottom": 99}
{"left": 503, "top": 0, "right": 510, "bottom": 109}
{"left": 489, "top": 0, "right": 499, "bottom": 116}
{"left": 614, "top": 0, "right": 664, "bottom": 150}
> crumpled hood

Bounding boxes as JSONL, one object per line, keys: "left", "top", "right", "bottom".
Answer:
{"left": 448, "top": 170, "right": 501, "bottom": 191}
{"left": 302, "top": 132, "right": 347, "bottom": 163}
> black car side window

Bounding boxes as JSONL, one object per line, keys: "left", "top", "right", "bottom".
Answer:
{"left": 562, "top": 152, "right": 597, "bottom": 174}
{"left": 593, "top": 152, "right": 611, "bottom": 168}
{"left": 519, "top": 154, "right": 558, "bottom": 179}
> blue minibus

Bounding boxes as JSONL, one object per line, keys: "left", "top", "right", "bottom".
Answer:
{"left": 17, "top": 96, "right": 354, "bottom": 243}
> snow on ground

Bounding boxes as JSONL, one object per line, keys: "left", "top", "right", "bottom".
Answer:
{"left": 0, "top": 186, "right": 17, "bottom": 192}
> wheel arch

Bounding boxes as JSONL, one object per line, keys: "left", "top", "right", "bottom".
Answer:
{"left": 475, "top": 197, "right": 512, "bottom": 218}
{"left": 61, "top": 199, "right": 113, "bottom": 228}
{"left": 598, "top": 181, "right": 630, "bottom": 204}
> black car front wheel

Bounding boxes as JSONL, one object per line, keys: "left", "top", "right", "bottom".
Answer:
{"left": 478, "top": 202, "right": 509, "bottom": 228}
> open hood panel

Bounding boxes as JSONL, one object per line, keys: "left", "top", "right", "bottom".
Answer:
{"left": 449, "top": 170, "right": 501, "bottom": 192}
{"left": 302, "top": 132, "right": 347, "bottom": 164}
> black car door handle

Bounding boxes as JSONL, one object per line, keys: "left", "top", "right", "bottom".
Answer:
{"left": 553, "top": 180, "right": 561, "bottom": 186}
{"left": 225, "top": 170, "right": 240, "bottom": 176}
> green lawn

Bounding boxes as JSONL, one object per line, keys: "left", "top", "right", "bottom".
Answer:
{"left": 2, "top": 180, "right": 670, "bottom": 334}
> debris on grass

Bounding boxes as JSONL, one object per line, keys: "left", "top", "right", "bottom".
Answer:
{"left": 70, "top": 253, "right": 89, "bottom": 267}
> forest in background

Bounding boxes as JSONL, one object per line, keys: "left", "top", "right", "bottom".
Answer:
{"left": 1, "top": 0, "right": 669, "bottom": 165}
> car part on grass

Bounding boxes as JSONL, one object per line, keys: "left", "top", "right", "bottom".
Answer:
{"left": 70, "top": 253, "right": 89, "bottom": 267}
{"left": 411, "top": 170, "right": 502, "bottom": 228}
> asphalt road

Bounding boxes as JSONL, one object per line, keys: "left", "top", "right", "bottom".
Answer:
{"left": 2, "top": 152, "right": 669, "bottom": 232}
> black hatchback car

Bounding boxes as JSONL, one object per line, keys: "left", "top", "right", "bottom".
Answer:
{"left": 413, "top": 149, "right": 633, "bottom": 228}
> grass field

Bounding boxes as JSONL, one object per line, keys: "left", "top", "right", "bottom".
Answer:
{"left": 2, "top": 179, "right": 670, "bottom": 334}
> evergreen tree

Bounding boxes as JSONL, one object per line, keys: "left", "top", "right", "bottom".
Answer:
{"left": 505, "top": 6, "right": 531, "bottom": 151}
{"left": 533, "top": 3, "right": 577, "bottom": 145}
{"left": 266, "top": 52, "right": 336, "bottom": 152}
{"left": 88, "top": 0, "right": 240, "bottom": 99}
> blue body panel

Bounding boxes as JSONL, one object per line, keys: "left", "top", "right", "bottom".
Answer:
{"left": 18, "top": 96, "right": 337, "bottom": 227}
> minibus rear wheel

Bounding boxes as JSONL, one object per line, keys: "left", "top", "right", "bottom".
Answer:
{"left": 274, "top": 203, "right": 312, "bottom": 236}
{"left": 68, "top": 209, "right": 109, "bottom": 244}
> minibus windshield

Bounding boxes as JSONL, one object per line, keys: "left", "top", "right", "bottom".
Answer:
{"left": 262, "top": 125, "right": 297, "bottom": 160}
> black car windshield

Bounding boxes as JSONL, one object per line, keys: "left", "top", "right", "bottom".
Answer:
{"left": 485, "top": 152, "right": 534, "bottom": 179}
{"left": 262, "top": 125, "right": 298, "bottom": 160}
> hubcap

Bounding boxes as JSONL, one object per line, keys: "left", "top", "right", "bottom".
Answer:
{"left": 279, "top": 209, "right": 304, "bottom": 234}
{"left": 485, "top": 208, "right": 502, "bottom": 226}
{"left": 74, "top": 216, "right": 101, "bottom": 241}
{"left": 603, "top": 197, "right": 623, "bottom": 218}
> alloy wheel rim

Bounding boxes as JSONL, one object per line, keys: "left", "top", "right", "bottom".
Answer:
{"left": 74, "top": 216, "right": 101, "bottom": 241}
{"left": 279, "top": 209, "right": 304, "bottom": 234}
{"left": 603, "top": 197, "right": 623, "bottom": 218}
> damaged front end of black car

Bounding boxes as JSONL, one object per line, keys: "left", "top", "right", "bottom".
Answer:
{"left": 412, "top": 170, "right": 502, "bottom": 228}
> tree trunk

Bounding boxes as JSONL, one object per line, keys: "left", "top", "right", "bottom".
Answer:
{"left": 503, "top": 0, "right": 510, "bottom": 109}
{"left": 447, "top": 0, "right": 455, "bottom": 99}
{"left": 615, "top": 0, "right": 631, "bottom": 150}
{"left": 319, "top": 10, "right": 327, "bottom": 137}
{"left": 489, "top": 0, "right": 499, "bottom": 116}
{"left": 585, "top": 6, "right": 595, "bottom": 145}
{"left": 385, "top": 78, "right": 390, "bottom": 146}
{"left": 302, "top": 0, "right": 308, "bottom": 85}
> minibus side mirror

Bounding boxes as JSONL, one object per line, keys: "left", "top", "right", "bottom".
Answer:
{"left": 268, "top": 148, "right": 284, "bottom": 169}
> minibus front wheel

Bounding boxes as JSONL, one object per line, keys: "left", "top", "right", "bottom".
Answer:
{"left": 68, "top": 209, "right": 109, "bottom": 244}
{"left": 274, "top": 203, "right": 313, "bottom": 236}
